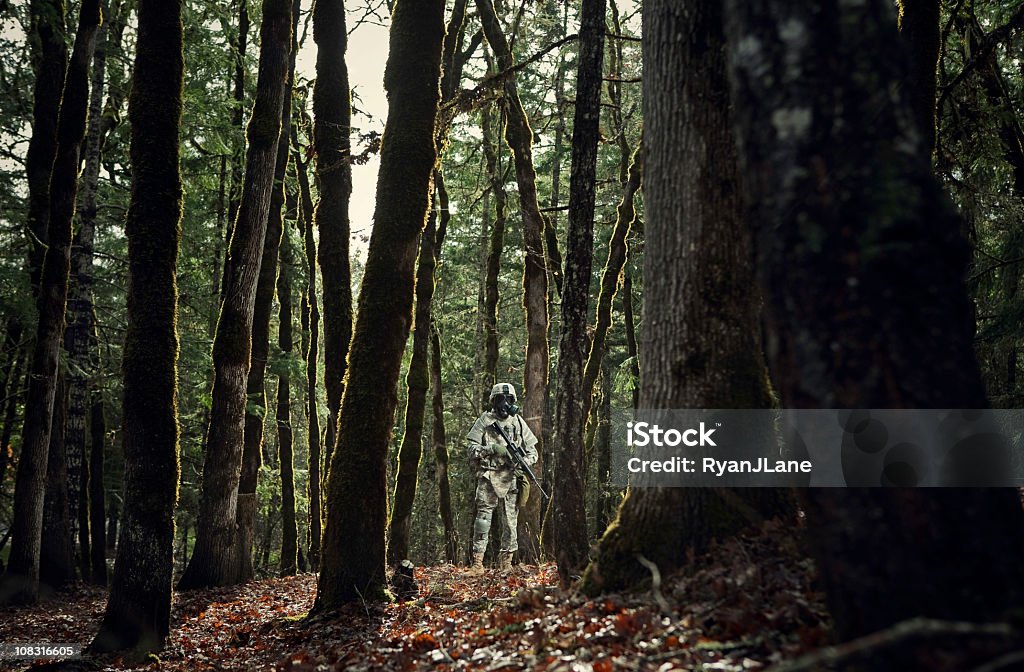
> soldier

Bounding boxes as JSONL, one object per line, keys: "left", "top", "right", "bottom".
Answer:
{"left": 466, "top": 383, "right": 538, "bottom": 574}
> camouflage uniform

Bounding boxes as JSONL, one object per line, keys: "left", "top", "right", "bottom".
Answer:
{"left": 466, "top": 411, "right": 539, "bottom": 555}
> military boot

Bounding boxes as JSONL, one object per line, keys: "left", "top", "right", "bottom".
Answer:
{"left": 467, "top": 552, "right": 485, "bottom": 576}
{"left": 498, "top": 551, "right": 513, "bottom": 571}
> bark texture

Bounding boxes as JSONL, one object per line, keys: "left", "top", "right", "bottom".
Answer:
{"left": 312, "top": 0, "right": 354, "bottom": 461}
{"left": 582, "top": 0, "right": 787, "bottom": 595}
{"left": 179, "top": 0, "right": 291, "bottom": 590}
{"left": 90, "top": 0, "right": 183, "bottom": 652}
{"left": 430, "top": 321, "right": 457, "bottom": 564}
{"left": 2, "top": 0, "right": 101, "bottom": 606}
{"left": 313, "top": 0, "right": 445, "bottom": 609}
{"left": 546, "top": 0, "right": 606, "bottom": 584}
{"left": 723, "top": 0, "right": 1024, "bottom": 651}
{"left": 278, "top": 222, "right": 297, "bottom": 577}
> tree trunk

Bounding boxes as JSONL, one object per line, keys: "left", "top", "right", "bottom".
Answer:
{"left": 582, "top": 0, "right": 788, "bottom": 596}
{"left": 41, "top": 373, "right": 75, "bottom": 589}
{"left": 278, "top": 208, "right": 298, "bottom": 577}
{"left": 1, "top": 0, "right": 100, "bottom": 606}
{"left": 235, "top": 0, "right": 300, "bottom": 585}
{"left": 430, "top": 321, "right": 457, "bottom": 564}
{"left": 622, "top": 271, "right": 640, "bottom": 410}
{"left": 90, "top": 0, "right": 183, "bottom": 653}
{"left": 388, "top": 211, "right": 438, "bottom": 567}
{"left": 0, "top": 333, "right": 26, "bottom": 488}
{"left": 222, "top": 0, "right": 250, "bottom": 297}
{"left": 475, "top": 0, "right": 549, "bottom": 565}
{"left": 312, "top": 0, "right": 354, "bottom": 462}
{"left": 312, "top": 0, "right": 445, "bottom": 610}
{"left": 479, "top": 103, "right": 506, "bottom": 407}
{"left": 595, "top": 358, "right": 614, "bottom": 531}
{"left": 89, "top": 386, "right": 107, "bottom": 585}
{"left": 178, "top": 0, "right": 292, "bottom": 590}
{"left": 722, "top": 0, "right": 1024, "bottom": 654}
{"left": 580, "top": 145, "right": 643, "bottom": 422}
{"left": 24, "top": 0, "right": 68, "bottom": 295}
{"left": 293, "top": 136, "right": 322, "bottom": 570}
{"left": 546, "top": 0, "right": 606, "bottom": 585}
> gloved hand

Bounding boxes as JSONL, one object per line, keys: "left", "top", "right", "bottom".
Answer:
{"left": 490, "top": 442, "right": 509, "bottom": 460}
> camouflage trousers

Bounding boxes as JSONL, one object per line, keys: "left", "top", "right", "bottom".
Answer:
{"left": 472, "top": 474, "right": 519, "bottom": 554}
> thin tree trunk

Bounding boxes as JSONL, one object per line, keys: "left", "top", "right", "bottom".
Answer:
{"left": 312, "top": 0, "right": 445, "bottom": 610}
{"left": 312, "top": 0, "right": 354, "bottom": 462}
{"left": 235, "top": 0, "right": 300, "bottom": 585}
{"left": 582, "top": 0, "right": 787, "bottom": 595}
{"left": 90, "top": 0, "right": 183, "bottom": 652}
{"left": 595, "top": 357, "right": 614, "bottom": 531}
{"left": 278, "top": 213, "right": 297, "bottom": 577}
{"left": 88, "top": 384, "right": 106, "bottom": 585}
{"left": 0, "top": 334, "right": 26, "bottom": 488}
{"left": 722, "top": 0, "right": 1024, "bottom": 654}
{"left": 479, "top": 103, "right": 505, "bottom": 407}
{"left": 292, "top": 131, "right": 322, "bottom": 570}
{"left": 388, "top": 211, "right": 438, "bottom": 567}
{"left": 178, "top": 0, "right": 292, "bottom": 590}
{"left": 622, "top": 271, "right": 639, "bottom": 410}
{"left": 475, "top": 0, "right": 549, "bottom": 564}
{"left": 1, "top": 0, "right": 101, "bottom": 606}
{"left": 41, "top": 373, "right": 75, "bottom": 589}
{"left": 430, "top": 321, "right": 456, "bottom": 564}
{"left": 580, "top": 145, "right": 643, "bottom": 423}
{"left": 546, "top": 0, "right": 606, "bottom": 584}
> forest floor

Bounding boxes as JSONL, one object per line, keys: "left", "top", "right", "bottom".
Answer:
{"left": 0, "top": 520, "right": 830, "bottom": 671}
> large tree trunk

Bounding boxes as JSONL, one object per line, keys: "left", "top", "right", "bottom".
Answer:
{"left": 178, "top": 0, "right": 292, "bottom": 590}
{"left": 1, "top": 0, "right": 101, "bottom": 606}
{"left": 546, "top": 0, "right": 606, "bottom": 584}
{"left": 312, "top": 0, "right": 354, "bottom": 462}
{"left": 312, "top": 0, "right": 445, "bottom": 610}
{"left": 293, "top": 136, "right": 322, "bottom": 570}
{"left": 582, "top": 0, "right": 788, "bottom": 596}
{"left": 430, "top": 321, "right": 457, "bottom": 564}
{"left": 278, "top": 209, "right": 298, "bottom": 577}
{"left": 722, "top": 0, "right": 1024, "bottom": 656}
{"left": 90, "top": 0, "right": 183, "bottom": 653}
{"left": 24, "top": 0, "right": 68, "bottom": 294}
{"left": 235, "top": 0, "right": 300, "bottom": 585}
{"left": 475, "top": 0, "right": 549, "bottom": 564}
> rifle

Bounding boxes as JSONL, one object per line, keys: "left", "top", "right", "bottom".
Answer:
{"left": 490, "top": 421, "right": 549, "bottom": 500}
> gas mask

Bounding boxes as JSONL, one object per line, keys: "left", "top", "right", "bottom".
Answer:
{"left": 491, "top": 393, "right": 520, "bottom": 420}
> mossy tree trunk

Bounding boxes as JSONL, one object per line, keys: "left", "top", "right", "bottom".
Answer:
{"left": 312, "top": 0, "right": 445, "bottom": 610}
{"left": 178, "top": 0, "right": 292, "bottom": 591}
{"left": 475, "top": 0, "right": 549, "bottom": 564}
{"left": 1, "top": 0, "right": 100, "bottom": 606}
{"left": 312, "top": 0, "right": 354, "bottom": 462}
{"left": 723, "top": 0, "right": 1024, "bottom": 652}
{"left": 581, "top": 0, "right": 789, "bottom": 596}
{"left": 89, "top": 0, "right": 183, "bottom": 653}
{"left": 546, "top": 0, "right": 606, "bottom": 585}
{"left": 235, "top": 0, "right": 300, "bottom": 585}
{"left": 580, "top": 145, "right": 643, "bottom": 423}
{"left": 293, "top": 133, "right": 323, "bottom": 570}
{"left": 622, "top": 271, "right": 640, "bottom": 410}
{"left": 388, "top": 2, "right": 470, "bottom": 568}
